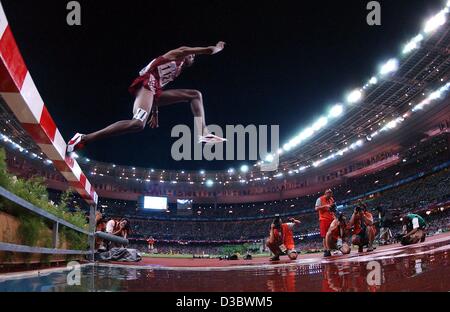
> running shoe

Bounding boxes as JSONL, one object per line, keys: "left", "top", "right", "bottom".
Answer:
{"left": 323, "top": 250, "right": 332, "bottom": 257}
{"left": 67, "top": 133, "right": 86, "bottom": 153}
{"left": 198, "top": 133, "right": 227, "bottom": 144}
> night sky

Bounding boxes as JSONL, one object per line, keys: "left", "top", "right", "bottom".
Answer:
{"left": 1, "top": 0, "right": 444, "bottom": 170}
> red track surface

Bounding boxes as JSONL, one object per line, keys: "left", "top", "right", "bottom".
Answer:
{"left": 97, "top": 233, "right": 450, "bottom": 291}
{"left": 1, "top": 233, "right": 449, "bottom": 291}
{"left": 127, "top": 252, "right": 320, "bottom": 268}
{"left": 113, "top": 232, "right": 450, "bottom": 268}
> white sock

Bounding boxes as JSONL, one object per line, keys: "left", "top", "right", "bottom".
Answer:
{"left": 194, "top": 117, "right": 207, "bottom": 137}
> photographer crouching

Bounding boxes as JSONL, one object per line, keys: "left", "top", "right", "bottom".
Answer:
{"left": 266, "top": 215, "right": 301, "bottom": 261}
{"left": 325, "top": 212, "right": 351, "bottom": 255}
{"left": 349, "top": 200, "right": 376, "bottom": 253}
{"left": 399, "top": 213, "right": 427, "bottom": 245}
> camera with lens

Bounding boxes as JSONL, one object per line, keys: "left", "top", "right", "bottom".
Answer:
{"left": 273, "top": 214, "right": 282, "bottom": 229}
{"left": 337, "top": 212, "right": 346, "bottom": 223}
{"left": 329, "top": 203, "right": 337, "bottom": 213}
{"left": 355, "top": 200, "right": 367, "bottom": 213}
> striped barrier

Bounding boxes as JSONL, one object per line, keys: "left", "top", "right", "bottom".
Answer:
{"left": 0, "top": 2, "right": 97, "bottom": 206}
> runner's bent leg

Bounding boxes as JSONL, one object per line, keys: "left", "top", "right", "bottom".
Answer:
{"left": 156, "top": 89, "right": 207, "bottom": 135}
{"left": 83, "top": 88, "right": 154, "bottom": 144}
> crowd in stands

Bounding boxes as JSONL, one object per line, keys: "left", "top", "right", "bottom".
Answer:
{"left": 127, "top": 207, "right": 450, "bottom": 255}
{"left": 108, "top": 165, "right": 450, "bottom": 254}
{"left": 129, "top": 216, "right": 309, "bottom": 241}
{"left": 364, "top": 168, "right": 450, "bottom": 216}
{"left": 101, "top": 164, "right": 450, "bottom": 243}
{"left": 424, "top": 208, "right": 450, "bottom": 235}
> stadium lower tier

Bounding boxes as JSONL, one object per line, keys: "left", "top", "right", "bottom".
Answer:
{"left": 112, "top": 167, "right": 450, "bottom": 243}
{"left": 126, "top": 210, "right": 450, "bottom": 255}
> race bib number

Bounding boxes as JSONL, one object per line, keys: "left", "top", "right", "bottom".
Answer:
{"left": 157, "top": 62, "right": 178, "bottom": 87}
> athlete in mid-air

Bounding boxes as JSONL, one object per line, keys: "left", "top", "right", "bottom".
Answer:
{"left": 67, "top": 41, "right": 227, "bottom": 152}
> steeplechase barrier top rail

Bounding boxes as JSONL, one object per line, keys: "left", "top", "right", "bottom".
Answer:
{"left": 0, "top": 2, "right": 98, "bottom": 258}
{"left": 0, "top": 2, "right": 98, "bottom": 206}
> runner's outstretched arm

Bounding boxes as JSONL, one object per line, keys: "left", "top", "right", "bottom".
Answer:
{"left": 164, "top": 41, "right": 226, "bottom": 60}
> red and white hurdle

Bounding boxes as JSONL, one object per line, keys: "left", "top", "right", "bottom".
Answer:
{"left": 0, "top": 2, "right": 97, "bottom": 206}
